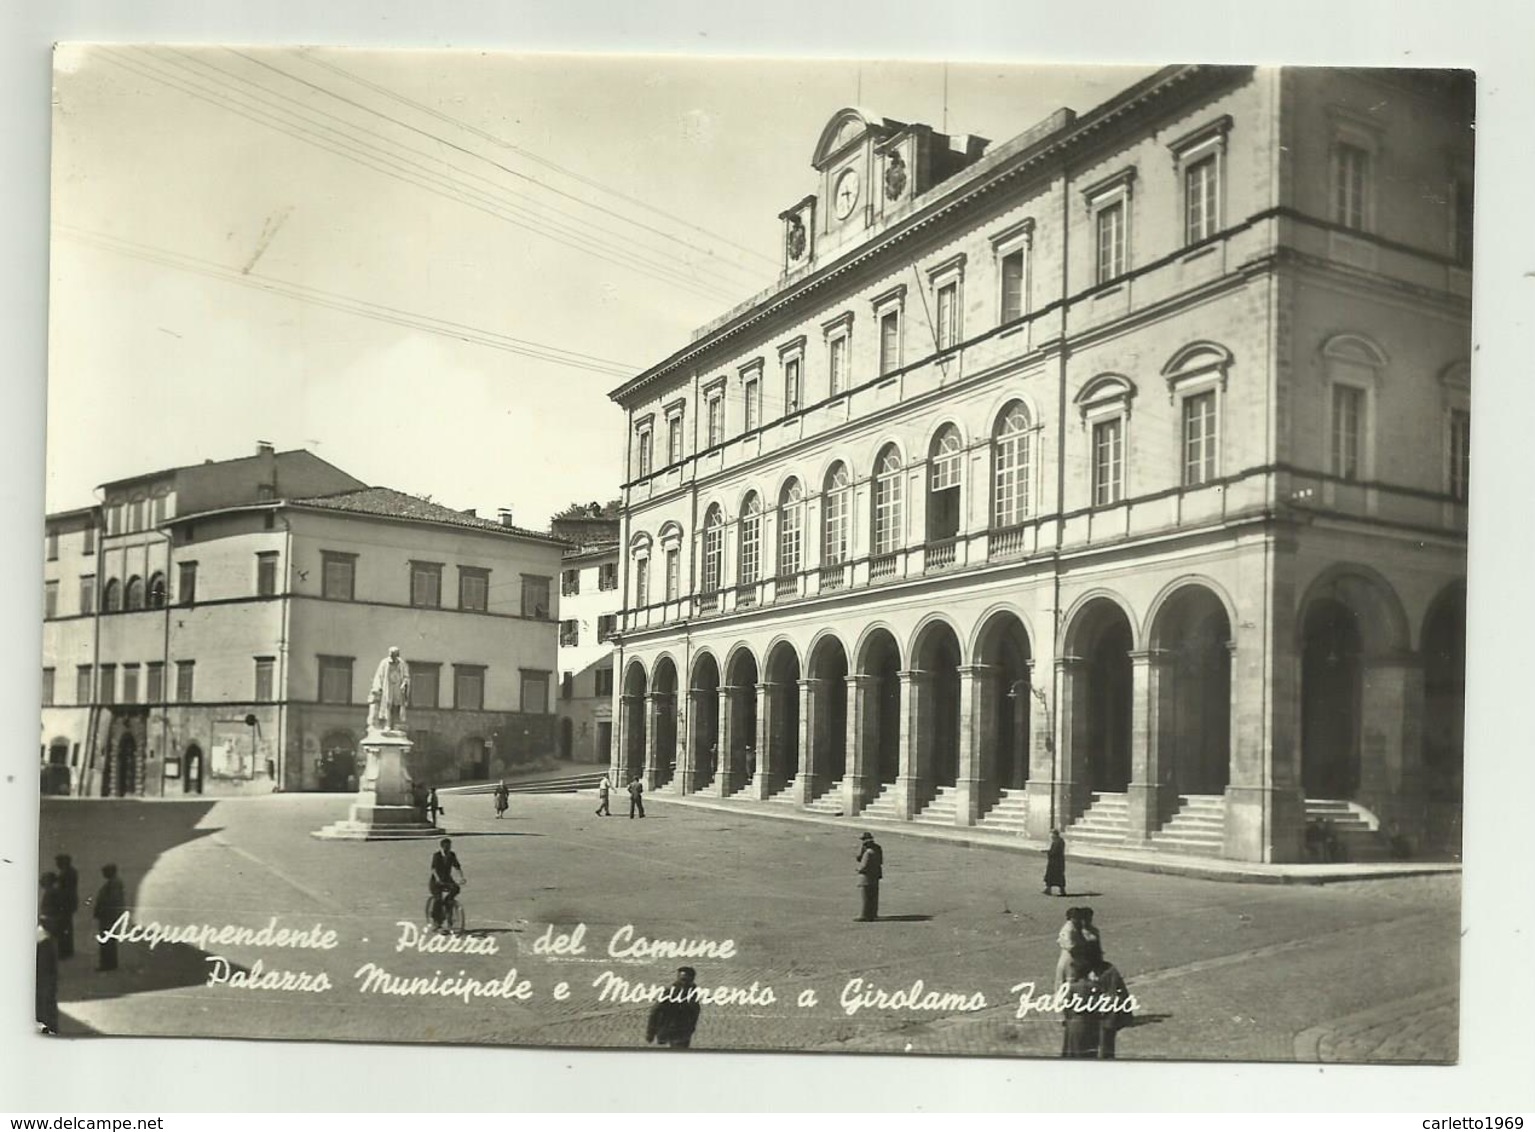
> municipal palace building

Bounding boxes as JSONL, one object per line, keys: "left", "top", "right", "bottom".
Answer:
{"left": 606, "top": 65, "right": 1471, "bottom": 863}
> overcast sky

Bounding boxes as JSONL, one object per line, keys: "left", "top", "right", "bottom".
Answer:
{"left": 47, "top": 47, "right": 1153, "bottom": 527}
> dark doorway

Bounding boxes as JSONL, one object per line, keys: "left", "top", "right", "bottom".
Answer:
{"left": 862, "top": 631, "right": 902, "bottom": 784}
{"left": 115, "top": 732, "right": 138, "bottom": 797}
{"left": 559, "top": 717, "right": 574, "bottom": 760}
{"left": 915, "top": 623, "right": 963, "bottom": 788}
{"left": 1153, "top": 586, "right": 1232, "bottom": 795}
{"left": 1422, "top": 584, "right": 1466, "bottom": 802}
{"left": 1071, "top": 600, "right": 1133, "bottom": 793}
{"left": 1301, "top": 598, "right": 1364, "bottom": 799}
{"left": 183, "top": 743, "right": 204, "bottom": 794}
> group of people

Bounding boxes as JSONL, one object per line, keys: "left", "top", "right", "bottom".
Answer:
{"left": 36, "top": 855, "right": 127, "bottom": 1034}
{"left": 1054, "top": 905, "right": 1134, "bottom": 1059}
{"left": 594, "top": 774, "right": 645, "bottom": 818}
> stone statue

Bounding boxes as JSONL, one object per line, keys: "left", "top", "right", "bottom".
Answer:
{"left": 368, "top": 646, "right": 411, "bottom": 733}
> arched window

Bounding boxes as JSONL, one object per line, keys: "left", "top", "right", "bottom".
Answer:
{"left": 125, "top": 576, "right": 146, "bottom": 611}
{"left": 928, "top": 425, "right": 963, "bottom": 541}
{"left": 702, "top": 504, "right": 725, "bottom": 594}
{"left": 871, "top": 445, "right": 904, "bottom": 556}
{"left": 822, "top": 463, "right": 852, "bottom": 566}
{"left": 993, "top": 401, "right": 1032, "bottom": 528}
{"left": 738, "top": 493, "right": 762, "bottom": 586}
{"left": 103, "top": 578, "right": 121, "bottom": 613}
{"left": 148, "top": 572, "right": 167, "bottom": 609}
{"left": 778, "top": 478, "right": 804, "bottom": 578}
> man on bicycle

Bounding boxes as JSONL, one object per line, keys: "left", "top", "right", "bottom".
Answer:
{"left": 428, "top": 838, "right": 466, "bottom": 930}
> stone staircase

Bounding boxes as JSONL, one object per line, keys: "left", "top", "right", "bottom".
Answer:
{"left": 1067, "top": 792, "right": 1130, "bottom": 845}
{"left": 1152, "top": 794, "right": 1226, "bottom": 855}
{"left": 979, "top": 788, "right": 1030, "bottom": 834}
{"left": 1306, "top": 798, "right": 1392, "bottom": 861}
{"left": 803, "top": 779, "right": 846, "bottom": 815}
{"left": 912, "top": 785, "right": 958, "bottom": 827}
{"left": 860, "top": 782, "right": 901, "bottom": 820}
{"left": 764, "top": 778, "right": 799, "bottom": 805}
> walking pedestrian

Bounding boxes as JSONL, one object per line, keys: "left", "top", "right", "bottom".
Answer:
{"left": 54, "top": 854, "right": 79, "bottom": 960}
{"left": 426, "top": 787, "right": 444, "bottom": 827}
{"left": 1060, "top": 955, "right": 1101, "bottom": 1058}
{"left": 36, "top": 921, "right": 59, "bottom": 1034}
{"left": 92, "top": 864, "right": 126, "bottom": 971}
{"left": 493, "top": 781, "right": 509, "bottom": 819}
{"left": 1085, "top": 943, "right": 1134, "bottom": 1059}
{"left": 595, "top": 773, "right": 612, "bottom": 816}
{"left": 1078, "top": 906, "right": 1102, "bottom": 955}
{"left": 627, "top": 776, "right": 645, "bottom": 818}
{"left": 645, "top": 966, "right": 702, "bottom": 1048}
{"left": 1043, "top": 827, "right": 1068, "bottom": 896}
{"left": 1054, "top": 906, "right": 1083, "bottom": 990}
{"left": 855, "top": 832, "right": 883, "bottom": 921}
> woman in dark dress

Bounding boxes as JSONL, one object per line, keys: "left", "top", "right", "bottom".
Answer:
{"left": 1043, "top": 828, "right": 1068, "bottom": 896}
{"left": 1059, "top": 956, "right": 1100, "bottom": 1058}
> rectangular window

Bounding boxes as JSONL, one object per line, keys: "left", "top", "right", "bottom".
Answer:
{"left": 598, "top": 562, "right": 618, "bottom": 591}
{"left": 46, "top": 531, "right": 59, "bottom": 561}
{"left": 665, "top": 548, "right": 680, "bottom": 601}
{"left": 317, "top": 656, "right": 352, "bottom": 704}
{"left": 560, "top": 619, "right": 580, "bottom": 647}
{"left": 1185, "top": 156, "right": 1219, "bottom": 244}
{"left": 598, "top": 613, "right": 617, "bottom": 641}
{"left": 122, "top": 664, "right": 140, "bottom": 704}
{"left": 175, "top": 660, "right": 195, "bottom": 702}
{"left": 1000, "top": 248, "right": 1026, "bottom": 323}
{"left": 828, "top": 335, "right": 848, "bottom": 396}
{"left": 707, "top": 393, "right": 724, "bottom": 448}
{"left": 518, "top": 670, "right": 548, "bottom": 714}
{"left": 256, "top": 552, "right": 279, "bottom": 597}
{"left": 1092, "top": 418, "right": 1125, "bottom": 506}
{"left": 1332, "top": 385, "right": 1364, "bottom": 481}
{"left": 1335, "top": 143, "right": 1369, "bottom": 232}
{"left": 666, "top": 415, "right": 684, "bottom": 465}
{"left": 744, "top": 377, "right": 760, "bottom": 432}
{"left": 1096, "top": 201, "right": 1126, "bottom": 284}
{"left": 254, "top": 657, "right": 275, "bottom": 702}
{"left": 146, "top": 662, "right": 164, "bottom": 704}
{"left": 42, "top": 667, "right": 55, "bottom": 707}
{"left": 521, "top": 575, "right": 551, "bottom": 619}
{"left": 561, "top": 568, "right": 581, "bottom": 597}
{"left": 410, "top": 662, "right": 440, "bottom": 709}
{"left": 637, "top": 427, "right": 654, "bottom": 478}
{"left": 595, "top": 666, "right": 614, "bottom": 697}
{"left": 1449, "top": 408, "right": 1471, "bottom": 501}
{"left": 635, "top": 557, "right": 650, "bottom": 606}
{"left": 936, "top": 282, "right": 959, "bottom": 351}
{"left": 458, "top": 567, "right": 489, "bottom": 612}
{"left": 128, "top": 499, "right": 144, "bottom": 532}
{"left": 77, "top": 665, "right": 92, "bottom": 704}
{"left": 100, "top": 664, "right": 117, "bottom": 703}
{"left": 879, "top": 310, "right": 901, "bottom": 374}
{"left": 178, "top": 561, "right": 198, "bottom": 606}
{"left": 784, "top": 357, "right": 801, "bottom": 415}
{"left": 106, "top": 505, "right": 120, "bottom": 536}
{"left": 44, "top": 580, "right": 58, "bottom": 619}
{"left": 410, "top": 562, "right": 443, "bottom": 608}
{"left": 320, "top": 553, "right": 354, "bottom": 601}
{"left": 76, "top": 575, "right": 95, "bottom": 615}
{"left": 454, "top": 666, "right": 487, "bottom": 711}
{"left": 1182, "top": 391, "right": 1218, "bottom": 486}
{"left": 83, "top": 525, "right": 95, "bottom": 556}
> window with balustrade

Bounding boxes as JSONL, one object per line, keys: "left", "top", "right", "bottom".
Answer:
{"left": 992, "top": 401, "right": 1032, "bottom": 529}
{"left": 738, "top": 493, "right": 761, "bottom": 586}
{"left": 928, "top": 425, "right": 963, "bottom": 543}
{"left": 872, "top": 445, "right": 904, "bottom": 557}
{"left": 822, "top": 463, "right": 851, "bottom": 567}
{"left": 702, "top": 504, "right": 724, "bottom": 593}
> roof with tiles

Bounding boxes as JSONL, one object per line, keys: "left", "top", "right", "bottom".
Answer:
{"left": 291, "top": 486, "right": 566, "bottom": 545}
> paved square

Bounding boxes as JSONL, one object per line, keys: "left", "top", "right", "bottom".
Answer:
{"left": 38, "top": 794, "right": 1459, "bottom": 1062}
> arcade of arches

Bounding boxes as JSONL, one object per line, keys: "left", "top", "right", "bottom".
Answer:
{"left": 614, "top": 574, "right": 1465, "bottom": 859}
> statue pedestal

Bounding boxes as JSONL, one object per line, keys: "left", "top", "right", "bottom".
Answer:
{"left": 313, "top": 729, "right": 444, "bottom": 841}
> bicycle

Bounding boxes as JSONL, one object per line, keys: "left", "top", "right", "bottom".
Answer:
{"left": 424, "top": 881, "right": 467, "bottom": 934}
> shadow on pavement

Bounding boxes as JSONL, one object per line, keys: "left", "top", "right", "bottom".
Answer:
{"left": 873, "top": 914, "right": 934, "bottom": 922}
{"left": 446, "top": 830, "right": 545, "bottom": 838}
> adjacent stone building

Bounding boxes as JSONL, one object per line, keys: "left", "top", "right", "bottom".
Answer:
{"left": 553, "top": 503, "right": 622, "bottom": 764}
{"left": 41, "top": 446, "right": 566, "bottom": 795}
{"left": 607, "top": 66, "right": 1471, "bottom": 862}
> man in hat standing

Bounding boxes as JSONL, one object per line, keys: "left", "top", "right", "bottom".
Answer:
{"left": 855, "top": 832, "right": 883, "bottom": 922}
{"left": 645, "top": 966, "right": 702, "bottom": 1049}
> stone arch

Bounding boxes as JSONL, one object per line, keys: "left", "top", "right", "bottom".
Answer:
{"left": 649, "top": 655, "right": 680, "bottom": 788}
{"left": 1161, "top": 340, "right": 1235, "bottom": 391}
{"left": 1061, "top": 589, "right": 1140, "bottom": 656}
{"left": 182, "top": 741, "right": 205, "bottom": 794}
{"left": 1063, "top": 595, "right": 1136, "bottom": 797}
{"left": 720, "top": 644, "right": 761, "bottom": 792}
{"left": 1321, "top": 332, "right": 1389, "bottom": 370}
{"left": 1143, "top": 575, "right": 1239, "bottom": 650}
{"left": 619, "top": 660, "right": 649, "bottom": 784}
{"left": 1296, "top": 563, "right": 1410, "bottom": 655}
{"left": 125, "top": 575, "right": 146, "bottom": 612}
{"left": 686, "top": 650, "right": 722, "bottom": 793}
{"left": 1147, "top": 582, "right": 1234, "bottom": 796}
{"left": 805, "top": 632, "right": 850, "bottom": 793}
{"left": 973, "top": 607, "right": 1035, "bottom": 793}
{"left": 856, "top": 624, "right": 903, "bottom": 787}
{"left": 912, "top": 617, "right": 965, "bottom": 792}
{"left": 760, "top": 639, "right": 803, "bottom": 793}
{"left": 854, "top": 620, "right": 906, "bottom": 672}
{"left": 102, "top": 578, "right": 121, "bottom": 613}
{"left": 147, "top": 572, "right": 167, "bottom": 609}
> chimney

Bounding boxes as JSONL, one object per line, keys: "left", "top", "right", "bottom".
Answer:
{"left": 498, "top": 508, "right": 515, "bottom": 527}
{"left": 256, "top": 441, "right": 275, "bottom": 457}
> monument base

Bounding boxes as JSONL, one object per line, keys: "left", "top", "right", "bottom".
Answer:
{"left": 313, "top": 727, "right": 444, "bottom": 841}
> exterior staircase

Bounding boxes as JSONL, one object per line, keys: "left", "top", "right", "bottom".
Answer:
{"left": 765, "top": 778, "right": 799, "bottom": 805}
{"left": 859, "top": 782, "right": 901, "bottom": 820}
{"left": 912, "top": 785, "right": 958, "bottom": 827}
{"left": 979, "top": 788, "right": 1030, "bottom": 834}
{"left": 1152, "top": 794, "right": 1226, "bottom": 855}
{"left": 1067, "top": 792, "right": 1130, "bottom": 845}
{"left": 803, "top": 778, "right": 845, "bottom": 815}
{"left": 1305, "top": 798, "right": 1392, "bottom": 861}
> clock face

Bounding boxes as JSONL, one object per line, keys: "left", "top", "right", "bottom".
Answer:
{"left": 833, "top": 167, "right": 861, "bottom": 219}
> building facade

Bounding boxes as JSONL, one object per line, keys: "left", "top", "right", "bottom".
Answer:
{"left": 41, "top": 447, "right": 565, "bottom": 796}
{"left": 607, "top": 67, "right": 1471, "bottom": 863}
{"left": 554, "top": 510, "right": 622, "bottom": 764}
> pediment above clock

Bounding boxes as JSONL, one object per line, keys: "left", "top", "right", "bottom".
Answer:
{"left": 812, "top": 107, "right": 905, "bottom": 170}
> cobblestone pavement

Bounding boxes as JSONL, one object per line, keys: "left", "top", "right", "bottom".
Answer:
{"left": 38, "top": 793, "right": 1461, "bottom": 1063}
